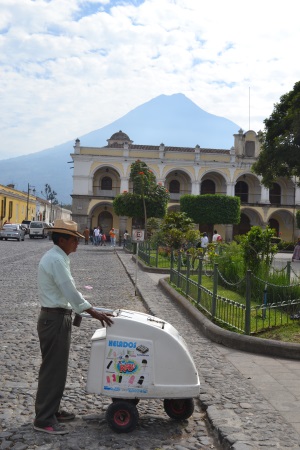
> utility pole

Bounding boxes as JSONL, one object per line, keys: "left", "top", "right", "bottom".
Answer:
{"left": 26, "top": 183, "right": 36, "bottom": 220}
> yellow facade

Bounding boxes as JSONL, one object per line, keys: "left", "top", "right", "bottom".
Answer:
{"left": 0, "top": 184, "right": 36, "bottom": 227}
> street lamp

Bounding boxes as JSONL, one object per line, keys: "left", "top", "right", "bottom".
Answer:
{"left": 26, "top": 183, "right": 36, "bottom": 220}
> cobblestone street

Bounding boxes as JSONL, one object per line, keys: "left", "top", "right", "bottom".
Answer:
{"left": 0, "top": 240, "right": 219, "bottom": 450}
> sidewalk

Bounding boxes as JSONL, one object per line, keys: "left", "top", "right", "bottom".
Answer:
{"left": 117, "top": 250, "right": 300, "bottom": 449}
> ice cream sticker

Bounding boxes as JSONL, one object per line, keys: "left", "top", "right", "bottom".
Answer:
{"left": 103, "top": 337, "right": 152, "bottom": 394}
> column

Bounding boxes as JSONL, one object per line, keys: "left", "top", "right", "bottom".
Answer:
{"left": 260, "top": 185, "right": 270, "bottom": 204}
{"left": 191, "top": 181, "right": 200, "bottom": 195}
{"left": 120, "top": 178, "right": 129, "bottom": 193}
{"left": 226, "top": 182, "right": 235, "bottom": 197}
{"left": 225, "top": 224, "right": 233, "bottom": 242}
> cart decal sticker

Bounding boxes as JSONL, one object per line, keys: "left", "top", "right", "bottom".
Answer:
{"left": 108, "top": 340, "right": 136, "bottom": 348}
{"left": 104, "top": 337, "right": 152, "bottom": 395}
{"left": 128, "top": 388, "right": 148, "bottom": 394}
{"left": 117, "top": 361, "right": 137, "bottom": 373}
{"left": 136, "top": 344, "right": 149, "bottom": 353}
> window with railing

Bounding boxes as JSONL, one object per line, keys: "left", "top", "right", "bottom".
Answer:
{"left": 1, "top": 197, "right": 6, "bottom": 219}
{"left": 269, "top": 183, "right": 281, "bottom": 205}
{"left": 101, "top": 177, "right": 112, "bottom": 190}
{"left": 201, "top": 180, "right": 215, "bottom": 194}
{"left": 169, "top": 179, "right": 180, "bottom": 193}
{"left": 8, "top": 201, "right": 13, "bottom": 220}
{"left": 235, "top": 181, "right": 248, "bottom": 202}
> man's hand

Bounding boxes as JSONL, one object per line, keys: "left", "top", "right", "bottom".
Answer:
{"left": 86, "top": 308, "right": 114, "bottom": 327}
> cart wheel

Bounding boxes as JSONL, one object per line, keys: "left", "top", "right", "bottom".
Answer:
{"left": 106, "top": 401, "right": 139, "bottom": 433}
{"left": 163, "top": 398, "right": 194, "bottom": 420}
{"left": 112, "top": 397, "right": 140, "bottom": 405}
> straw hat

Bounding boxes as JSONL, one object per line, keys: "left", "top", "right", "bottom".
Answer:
{"left": 48, "top": 219, "right": 84, "bottom": 238}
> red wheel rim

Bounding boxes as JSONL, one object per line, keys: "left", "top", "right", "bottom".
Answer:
{"left": 114, "top": 409, "right": 131, "bottom": 426}
{"left": 171, "top": 400, "right": 186, "bottom": 414}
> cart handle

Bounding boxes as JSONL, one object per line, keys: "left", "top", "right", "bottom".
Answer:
{"left": 80, "top": 307, "right": 115, "bottom": 318}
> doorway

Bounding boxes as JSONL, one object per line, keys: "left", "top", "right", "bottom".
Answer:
{"left": 98, "top": 211, "right": 113, "bottom": 238}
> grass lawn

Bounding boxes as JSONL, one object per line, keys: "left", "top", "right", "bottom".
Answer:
{"left": 256, "top": 323, "right": 300, "bottom": 343}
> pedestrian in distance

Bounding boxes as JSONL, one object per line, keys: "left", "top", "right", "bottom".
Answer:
{"left": 200, "top": 232, "right": 209, "bottom": 249}
{"left": 198, "top": 232, "right": 209, "bottom": 256}
{"left": 123, "top": 229, "right": 129, "bottom": 248}
{"left": 101, "top": 233, "right": 107, "bottom": 246}
{"left": 83, "top": 226, "right": 90, "bottom": 245}
{"left": 109, "top": 227, "right": 116, "bottom": 247}
{"left": 292, "top": 237, "right": 300, "bottom": 261}
{"left": 212, "top": 229, "right": 222, "bottom": 243}
{"left": 34, "top": 219, "right": 114, "bottom": 435}
{"left": 212, "top": 229, "right": 222, "bottom": 254}
{"left": 93, "top": 226, "right": 100, "bottom": 246}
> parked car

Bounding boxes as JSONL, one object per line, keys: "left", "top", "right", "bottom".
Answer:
{"left": 21, "top": 220, "right": 31, "bottom": 234}
{"left": 29, "top": 221, "right": 49, "bottom": 239}
{"left": 0, "top": 224, "right": 26, "bottom": 241}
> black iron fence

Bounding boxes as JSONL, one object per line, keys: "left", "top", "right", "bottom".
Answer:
{"left": 170, "top": 254, "right": 300, "bottom": 335}
{"left": 132, "top": 242, "right": 300, "bottom": 335}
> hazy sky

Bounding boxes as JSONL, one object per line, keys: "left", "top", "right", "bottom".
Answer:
{"left": 1, "top": 0, "right": 299, "bottom": 160}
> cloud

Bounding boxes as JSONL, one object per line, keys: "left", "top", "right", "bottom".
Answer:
{"left": 0, "top": 0, "right": 299, "bottom": 159}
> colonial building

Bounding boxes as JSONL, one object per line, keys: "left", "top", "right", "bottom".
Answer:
{"left": 35, "top": 197, "right": 72, "bottom": 224}
{"left": 0, "top": 183, "right": 36, "bottom": 226}
{"left": 71, "top": 130, "right": 300, "bottom": 242}
{"left": 0, "top": 184, "right": 71, "bottom": 227}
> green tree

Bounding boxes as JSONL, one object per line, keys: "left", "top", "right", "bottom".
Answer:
{"left": 239, "top": 226, "right": 278, "bottom": 273}
{"left": 180, "top": 194, "right": 240, "bottom": 228}
{"left": 113, "top": 161, "right": 169, "bottom": 233}
{"left": 42, "top": 184, "right": 58, "bottom": 205}
{"left": 146, "top": 217, "right": 161, "bottom": 238}
{"left": 41, "top": 184, "right": 59, "bottom": 223}
{"left": 160, "top": 211, "right": 196, "bottom": 249}
{"left": 252, "top": 81, "right": 300, "bottom": 186}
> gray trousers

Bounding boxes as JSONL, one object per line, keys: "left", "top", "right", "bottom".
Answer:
{"left": 35, "top": 309, "right": 72, "bottom": 427}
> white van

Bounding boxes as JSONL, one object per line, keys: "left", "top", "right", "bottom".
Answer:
{"left": 29, "top": 221, "right": 49, "bottom": 239}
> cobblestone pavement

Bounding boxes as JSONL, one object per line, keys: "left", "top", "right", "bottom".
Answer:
{"left": 0, "top": 240, "right": 220, "bottom": 450}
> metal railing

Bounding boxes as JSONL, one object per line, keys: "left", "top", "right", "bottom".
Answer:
{"left": 132, "top": 244, "right": 300, "bottom": 335}
{"left": 169, "top": 253, "right": 300, "bottom": 335}
{"left": 136, "top": 241, "right": 173, "bottom": 269}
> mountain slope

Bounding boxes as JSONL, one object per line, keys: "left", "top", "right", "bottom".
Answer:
{"left": 0, "top": 93, "right": 240, "bottom": 203}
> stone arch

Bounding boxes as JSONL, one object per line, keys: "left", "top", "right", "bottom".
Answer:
{"left": 169, "top": 179, "right": 180, "bottom": 193}
{"left": 200, "top": 171, "right": 227, "bottom": 195}
{"left": 98, "top": 210, "right": 113, "bottom": 237}
{"left": 233, "top": 208, "right": 264, "bottom": 237}
{"left": 233, "top": 213, "right": 251, "bottom": 237}
{"left": 268, "top": 218, "right": 280, "bottom": 236}
{"left": 201, "top": 179, "right": 216, "bottom": 194}
{"left": 165, "top": 169, "right": 192, "bottom": 201}
{"left": 92, "top": 166, "right": 121, "bottom": 197}
{"left": 235, "top": 180, "right": 248, "bottom": 202}
{"left": 235, "top": 173, "right": 261, "bottom": 204}
{"left": 268, "top": 208, "right": 296, "bottom": 241}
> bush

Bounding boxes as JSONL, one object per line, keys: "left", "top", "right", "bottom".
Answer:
{"left": 215, "top": 242, "right": 245, "bottom": 293}
{"left": 277, "top": 240, "right": 294, "bottom": 251}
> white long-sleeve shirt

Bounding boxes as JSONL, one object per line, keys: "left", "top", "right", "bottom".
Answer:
{"left": 38, "top": 245, "right": 92, "bottom": 314}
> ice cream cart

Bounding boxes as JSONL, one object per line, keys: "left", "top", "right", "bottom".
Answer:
{"left": 86, "top": 309, "right": 200, "bottom": 433}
